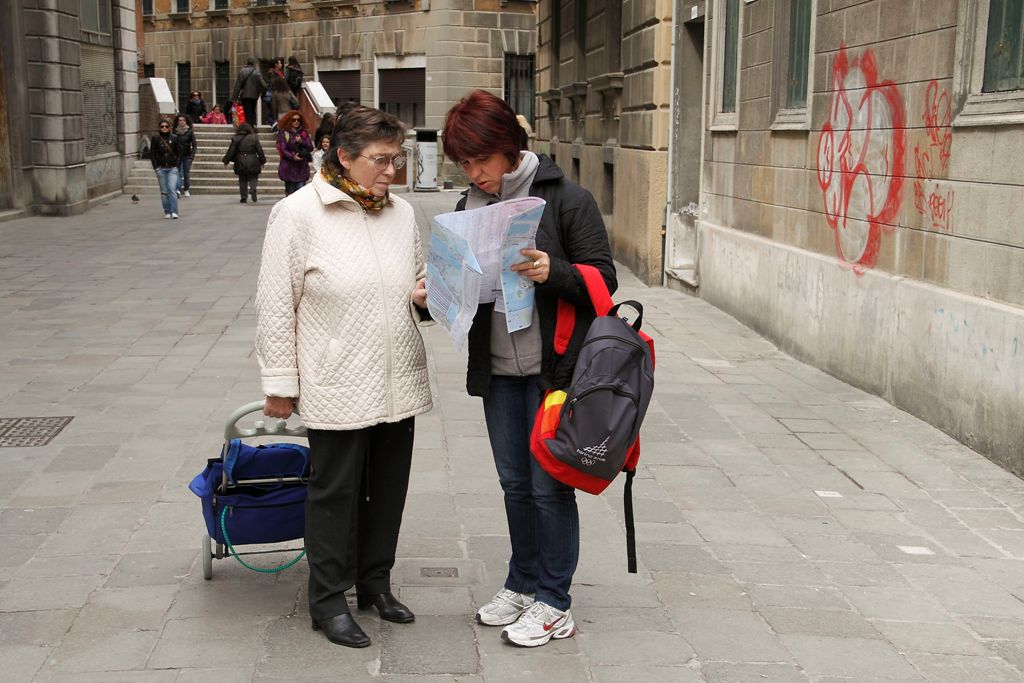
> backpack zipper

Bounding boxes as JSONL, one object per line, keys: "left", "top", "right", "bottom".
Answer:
{"left": 581, "top": 334, "right": 644, "bottom": 352}
{"left": 568, "top": 384, "right": 638, "bottom": 420}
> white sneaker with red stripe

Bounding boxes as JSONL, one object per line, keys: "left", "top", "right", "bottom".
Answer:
{"left": 476, "top": 588, "right": 534, "bottom": 626}
{"left": 500, "top": 601, "right": 576, "bottom": 647}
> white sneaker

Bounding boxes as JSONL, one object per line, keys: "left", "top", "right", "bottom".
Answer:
{"left": 171, "top": 212, "right": 179, "bottom": 219}
{"left": 164, "top": 213, "right": 171, "bottom": 219}
{"left": 500, "top": 601, "right": 575, "bottom": 647}
{"left": 183, "top": 190, "right": 190, "bottom": 197}
{"left": 476, "top": 588, "right": 535, "bottom": 626}
{"left": 176, "top": 190, "right": 181, "bottom": 197}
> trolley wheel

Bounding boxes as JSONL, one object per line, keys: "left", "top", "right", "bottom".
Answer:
{"left": 202, "top": 533, "right": 213, "bottom": 580}
{"left": 215, "top": 542, "right": 225, "bottom": 560}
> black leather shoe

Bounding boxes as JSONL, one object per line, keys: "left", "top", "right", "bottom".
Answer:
{"left": 357, "top": 591, "right": 415, "bottom": 623}
{"left": 311, "top": 613, "right": 370, "bottom": 648}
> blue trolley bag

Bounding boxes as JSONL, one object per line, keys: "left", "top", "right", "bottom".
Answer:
{"left": 189, "top": 439, "right": 309, "bottom": 546}
{"left": 189, "top": 400, "right": 310, "bottom": 579}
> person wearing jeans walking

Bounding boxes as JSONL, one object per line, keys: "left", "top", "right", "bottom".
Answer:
{"left": 150, "top": 118, "right": 181, "bottom": 219}
{"left": 173, "top": 114, "right": 197, "bottom": 197}
{"left": 441, "top": 90, "right": 616, "bottom": 647}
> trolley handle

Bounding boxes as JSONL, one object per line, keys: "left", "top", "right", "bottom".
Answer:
{"left": 224, "top": 400, "right": 307, "bottom": 441}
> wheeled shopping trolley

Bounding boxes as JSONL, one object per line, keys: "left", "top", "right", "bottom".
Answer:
{"left": 189, "top": 400, "right": 309, "bottom": 579}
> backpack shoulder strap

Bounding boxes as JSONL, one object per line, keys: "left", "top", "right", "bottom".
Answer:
{"left": 574, "top": 264, "right": 613, "bottom": 316}
{"left": 552, "top": 263, "right": 613, "bottom": 355}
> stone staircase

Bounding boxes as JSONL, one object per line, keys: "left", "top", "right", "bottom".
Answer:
{"left": 124, "top": 124, "right": 287, "bottom": 198}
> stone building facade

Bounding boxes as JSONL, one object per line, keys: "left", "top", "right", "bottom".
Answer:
{"left": 0, "top": 0, "right": 140, "bottom": 216}
{"left": 535, "top": 0, "right": 674, "bottom": 285}
{"left": 672, "top": 0, "right": 1024, "bottom": 473}
{"left": 139, "top": 0, "right": 537, "bottom": 146}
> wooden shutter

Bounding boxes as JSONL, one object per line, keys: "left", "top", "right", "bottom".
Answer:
{"left": 318, "top": 70, "right": 360, "bottom": 104}
{"left": 378, "top": 68, "right": 425, "bottom": 105}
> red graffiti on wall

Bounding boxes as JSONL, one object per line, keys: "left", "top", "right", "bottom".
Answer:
{"left": 913, "top": 80, "right": 954, "bottom": 231}
{"left": 816, "top": 45, "right": 906, "bottom": 273}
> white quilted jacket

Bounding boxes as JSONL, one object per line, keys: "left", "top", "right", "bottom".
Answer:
{"left": 255, "top": 172, "right": 432, "bottom": 430}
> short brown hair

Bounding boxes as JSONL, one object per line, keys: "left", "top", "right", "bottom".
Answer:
{"left": 325, "top": 106, "right": 406, "bottom": 175}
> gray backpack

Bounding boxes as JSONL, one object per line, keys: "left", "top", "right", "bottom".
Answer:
{"left": 531, "top": 264, "right": 655, "bottom": 571}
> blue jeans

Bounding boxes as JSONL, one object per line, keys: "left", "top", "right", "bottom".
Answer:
{"left": 482, "top": 375, "right": 579, "bottom": 611}
{"left": 155, "top": 167, "right": 179, "bottom": 215}
{"left": 284, "top": 179, "right": 306, "bottom": 195}
{"left": 177, "top": 156, "right": 193, "bottom": 192}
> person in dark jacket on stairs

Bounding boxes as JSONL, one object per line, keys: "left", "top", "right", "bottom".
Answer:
{"left": 233, "top": 58, "right": 267, "bottom": 129}
{"left": 223, "top": 123, "right": 267, "bottom": 203}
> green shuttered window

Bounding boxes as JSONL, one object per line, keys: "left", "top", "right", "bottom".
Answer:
{"left": 786, "top": 0, "right": 812, "bottom": 108}
{"left": 722, "top": 0, "right": 739, "bottom": 113}
{"left": 984, "top": 0, "right": 1024, "bottom": 92}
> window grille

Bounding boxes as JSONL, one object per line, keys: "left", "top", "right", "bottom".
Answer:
{"left": 504, "top": 53, "right": 536, "bottom": 126}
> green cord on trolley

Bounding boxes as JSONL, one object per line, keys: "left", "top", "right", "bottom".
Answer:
{"left": 219, "top": 505, "right": 306, "bottom": 573}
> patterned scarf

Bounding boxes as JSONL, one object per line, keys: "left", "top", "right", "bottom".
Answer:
{"left": 320, "top": 165, "right": 389, "bottom": 211}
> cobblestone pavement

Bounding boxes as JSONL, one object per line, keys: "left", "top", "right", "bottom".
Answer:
{"left": 0, "top": 191, "right": 1022, "bottom": 682}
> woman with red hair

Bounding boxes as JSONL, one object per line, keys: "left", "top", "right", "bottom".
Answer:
{"left": 442, "top": 90, "right": 616, "bottom": 648}
{"left": 276, "top": 110, "right": 313, "bottom": 195}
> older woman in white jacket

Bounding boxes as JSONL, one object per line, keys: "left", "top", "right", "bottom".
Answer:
{"left": 255, "top": 106, "right": 430, "bottom": 649}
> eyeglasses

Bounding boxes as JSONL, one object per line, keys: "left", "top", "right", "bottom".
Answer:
{"left": 159, "top": 124, "right": 170, "bottom": 129}
{"left": 359, "top": 154, "right": 407, "bottom": 171}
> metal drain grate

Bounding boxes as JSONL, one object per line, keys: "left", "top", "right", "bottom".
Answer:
{"left": 0, "top": 416, "right": 74, "bottom": 447}
{"left": 420, "top": 567, "right": 459, "bottom": 578}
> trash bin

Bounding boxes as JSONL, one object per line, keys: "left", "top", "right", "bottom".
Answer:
{"left": 414, "top": 129, "right": 439, "bottom": 192}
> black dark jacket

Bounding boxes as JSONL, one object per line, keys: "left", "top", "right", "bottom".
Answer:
{"left": 285, "top": 64, "right": 303, "bottom": 94}
{"left": 149, "top": 133, "right": 182, "bottom": 169}
{"left": 222, "top": 132, "right": 267, "bottom": 177}
{"left": 183, "top": 99, "right": 207, "bottom": 124}
{"left": 456, "top": 154, "right": 617, "bottom": 397}
{"left": 175, "top": 127, "right": 197, "bottom": 159}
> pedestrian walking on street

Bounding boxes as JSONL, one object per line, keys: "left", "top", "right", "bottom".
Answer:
{"left": 286, "top": 55, "right": 304, "bottom": 95}
{"left": 183, "top": 90, "right": 207, "bottom": 124}
{"left": 173, "top": 114, "right": 197, "bottom": 198}
{"left": 276, "top": 110, "right": 313, "bottom": 195}
{"left": 150, "top": 117, "right": 182, "bottom": 219}
{"left": 233, "top": 58, "right": 267, "bottom": 130}
{"left": 222, "top": 122, "right": 266, "bottom": 204}
{"left": 256, "top": 105, "right": 430, "bottom": 649}
{"left": 441, "top": 90, "right": 617, "bottom": 648}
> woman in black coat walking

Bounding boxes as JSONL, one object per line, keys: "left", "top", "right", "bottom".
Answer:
{"left": 222, "top": 123, "right": 267, "bottom": 203}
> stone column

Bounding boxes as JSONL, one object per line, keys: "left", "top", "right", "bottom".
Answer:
{"left": 25, "top": 0, "right": 89, "bottom": 214}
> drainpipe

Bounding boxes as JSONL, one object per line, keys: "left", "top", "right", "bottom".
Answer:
{"left": 662, "top": 0, "right": 678, "bottom": 287}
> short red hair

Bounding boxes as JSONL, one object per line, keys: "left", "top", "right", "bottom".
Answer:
{"left": 442, "top": 90, "right": 524, "bottom": 165}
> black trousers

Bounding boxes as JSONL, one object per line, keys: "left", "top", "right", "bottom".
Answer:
{"left": 305, "top": 418, "right": 414, "bottom": 621}
{"left": 240, "top": 97, "right": 258, "bottom": 127}
{"left": 238, "top": 175, "right": 257, "bottom": 200}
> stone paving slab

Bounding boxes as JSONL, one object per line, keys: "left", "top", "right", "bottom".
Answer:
{"left": 0, "top": 193, "right": 1022, "bottom": 681}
